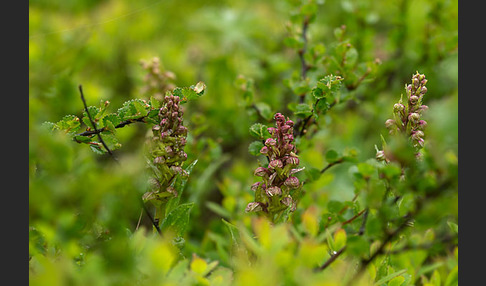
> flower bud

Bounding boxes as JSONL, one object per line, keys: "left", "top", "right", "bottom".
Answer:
{"left": 284, "top": 176, "right": 300, "bottom": 189}
{"left": 418, "top": 105, "right": 429, "bottom": 112}
{"left": 281, "top": 124, "right": 291, "bottom": 133}
{"left": 265, "top": 186, "right": 282, "bottom": 197}
{"left": 281, "top": 196, "right": 293, "bottom": 207}
{"left": 165, "top": 146, "right": 174, "bottom": 155}
{"left": 268, "top": 159, "right": 283, "bottom": 169}
{"left": 177, "top": 126, "right": 188, "bottom": 136}
{"left": 166, "top": 186, "right": 178, "bottom": 197}
{"left": 393, "top": 103, "right": 405, "bottom": 113}
{"left": 385, "top": 119, "right": 396, "bottom": 129}
{"left": 265, "top": 138, "right": 277, "bottom": 147}
{"left": 420, "top": 86, "right": 427, "bottom": 95}
{"left": 267, "top": 127, "right": 276, "bottom": 135}
{"left": 409, "top": 95, "right": 419, "bottom": 105}
{"left": 408, "top": 113, "right": 420, "bottom": 124}
{"left": 254, "top": 167, "right": 269, "bottom": 177}
{"left": 260, "top": 146, "right": 269, "bottom": 155}
{"left": 412, "top": 130, "right": 424, "bottom": 140}
{"left": 180, "top": 151, "right": 188, "bottom": 161}
{"left": 245, "top": 202, "right": 263, "bottom": 213}
{"left": 284, "top": 143, "right": 294, "bottom": 153}
{"left": 274, "top": 113, "right": 285, "bottom": 122}
{"left": 286, "top": 156, "right": 300, "bottom": 165}
{"left": 376, "top": 150, "right": 386, "bottom": 162}
{"left": 154, "top": 156, "right": 165, "bottom": 164}
{"left": 251, "top": 182, "right": 262, "bottom": 192}
{"left": 286, "top": 120, "right": 294, "bottom": 127}
{"left": 417, "top": 120, "right": 427, "bottom": 130}
{"left": 170, "top": 166, "right": 183, "bottom": 174}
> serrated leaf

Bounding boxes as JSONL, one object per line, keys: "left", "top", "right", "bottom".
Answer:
{"left": 150, "top": 96, "right": 161, "bottom": 109}
{"left": 89, "top": 143, "right": 105, "bottom": 154}
{"left": 160, "top": 203, "right": 194, "bottom": 237}
{"left": 249, "top": 123, "right": 269, "bottom": 139}
{"left": 55, "top": 115, "right": 81, "bottom": 134}
{"left": 248, "top": 141, "right": 264, "bottom": 156}
{"left": 132, "top": 99, "right": 149, "bottom": 116}
{"left": 316, "top": 75, "right": 343, "bottom": 98}
{"left": 293, "top": 103, "right": 313, "bottom": 118}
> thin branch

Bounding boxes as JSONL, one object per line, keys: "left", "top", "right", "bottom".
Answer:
{"left": 315, "top": 246, "right": 347, "bottom": 272}
{"left": 74, "top": 116, "right": 148, "bottom": 138}
{"left": 387, "top": 234, "right": 456, "bottom": 255}
{"left": 358, "top": 208, "right": 369, "bottom": 236}
{"left": 78, "top": 85, "right": 116, "bottom": 159}
{"left": 342, "top": 209, "right": 366, "bottom": 226}
{"left": 347, "top": 179, "right": 454, "bottom": 285}
{"left": 140, "top": 198, "right": 162, "bottom": 235}
{"left": 321, "top": 158, "right": 345, "bottom": 174}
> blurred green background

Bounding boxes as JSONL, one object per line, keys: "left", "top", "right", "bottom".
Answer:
{"left": 29, "top": 0, "right": 457, "bottom": 284}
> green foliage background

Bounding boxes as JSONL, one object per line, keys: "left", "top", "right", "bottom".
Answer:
{"left": 29, "top": 0, "right": 458, "bottom": 285}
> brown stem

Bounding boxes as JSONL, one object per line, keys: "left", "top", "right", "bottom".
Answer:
{"left": 78, "top": 85, "right": 117, "bottom": 160}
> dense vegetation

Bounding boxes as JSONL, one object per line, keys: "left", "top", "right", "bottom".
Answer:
{"left": 29, "top": 0, "right": 458, "bottom": 285}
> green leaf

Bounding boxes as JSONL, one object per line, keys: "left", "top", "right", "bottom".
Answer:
{"left": 346, "top": 235, "right": 370, "bottom": 256}
{"left": 73, "top": 135, "right": 93, "bottom": 143}
{"left": 325, "top": 149, "right": 340, "bottom": 163}
{"left": 283, "top": 36, "right": 303, "bottom": 49}
{"left": 254, "top": 102, "right": 273, "bottom": 120}
{"left": 165, "top": 159, "right": 198, "bottom": 215}
{"left": 333, "top": 229, "right": 347, "bottom": 250}
{"left": 374, "top": 269, "right": 407, "bottom": 286}
{"left": 206, "top": 201, "right": 231, "bottom": 219}
{"left": 150, "top": 96, "right": 161, "bottom": 109}
{"left": 248, "top": 141, "right": 264, "bottom": 156}
{"left": 173, "top": 82, "right": 206, "bottom": 103}
{"left": 445, "top": 266, "right": 458, "bottom": 286}
{"left": 327, "top": 200, "right": 343, "bottom": 213}
{"left": 304, "top": 167, "right": 321, "bottom": 182}
{"left": 55, "top": 115, "right": 81, "bottom": 134}
{"left": 387, "top": 276, "right": 405, "bottom": 286}
{"left": 160, "top": 202, "right": 194, "bottom": 237}
{"left": 316, "top": 75, "right": 343, "bottom": 97}
{"left": 222, "top": 219, "right": 241, "bottom": 249}
{"left": 166, "top": 259, "right": 190, "bottom": 281}
{"left": 249, "top": 123, "right": 269, "bottom": 139}
{"left": 89, "top": 143, "right": 105, "bottom": 154}
{"left": 293, "top": 103, "right": 313, "bottom": 118}
{"left": 447, "top": 221, "right": 458, "bottom": 234}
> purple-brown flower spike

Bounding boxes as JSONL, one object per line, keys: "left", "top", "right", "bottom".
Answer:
{"left": 145, "top": 93, "right": 188, "bottom": 200}
{"left": 248, "top": 113, "right": 302, "bottom": 223}
{"left": 377, "top": 72, "right": 429, "bottom": 162}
